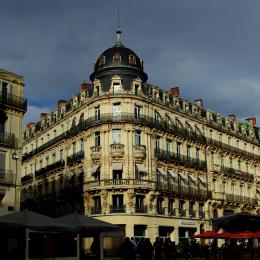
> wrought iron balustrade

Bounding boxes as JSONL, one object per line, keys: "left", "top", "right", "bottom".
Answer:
{"left": 67, "top": 151, "right": 84, "bottom": 166}
{"left": 0, "top": 91, "right": 27, "bottom": 111}
{"left": 168, "top": 208, "right": 176, "bottom": 216}
{"left": 135, "top": 205, "right": 148, "bottom": 213}
{"left": 189, "top": 210, "right": 196, "bottom": 218}
{"left": 0, "top": 169, "right": 15, "bottom": 185}
{"left": 21, "top": 173, "right": 34, "bottom": 184}
{"left": 226, "top": 193, "right": 258, "bottom": 205}
{"left": 35, "top": 160, "right": 65, "bottom": 178}
{"left": 179, "top": 209, "right": 186, "bottom": 217}
{"left": 110, "top": 205, "right": 126, "bottom": 213}
{"left": 91, "top": 207, "right": 102, "bottom": 214}
{"left": 0, "top": 132, "right": 16, "bottom": 147}
{"left": 156, "top": 207, "right": 165, "bottom": 215}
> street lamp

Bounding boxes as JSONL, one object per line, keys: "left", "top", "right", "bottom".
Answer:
{"left": 12, "top": 152, "right": 19, "bottom": 212}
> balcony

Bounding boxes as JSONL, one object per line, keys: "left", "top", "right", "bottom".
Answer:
{"left": 0, "top": 132, "right": 16, "bottom": 147}
{"left": 91, "top": 207, "right": 102, "bottom": 215}
{"left": 67, "top": 151, "right": 84, "bottom": 166}
{"left": 179, "top": 209, "right": 186, "bottom": 217}
{"left": 155, "top": 149, "right": 207, "bottom": 171}
{"left": 199, "top": 211, "right": 205, "bottom": 219}
{"left": 168, "top": 208, "right": 176, "bottom": 216}
{"left": 0, "top": 91, "right": 27, "bottom": 111}
{"left": 221, "top": 166, "right": 254, "bottom": 182}
{"left": 110, "top": 144, "right": 124, "bottom": 158}
{"left": 135, "top": 205, "right": 147, "bottom": 213}
{"left": 189, "top": 210, "right": 196, "bottom": 218}
{"left": 110, "top": 205, "right": 126, "bottom": 213}
{"left": 90, "top": 146, "right": 101, "bottom": 160}
{"left": 226, "top": 193, "right": 258, "bottom": 206}
{"left": 21, "top": 174, "right": 33, "bottom": 184}
{"left": 133, "top": 145, "right": 146, "bottom": 159}
{"left": 156, "top": 207, "right": 165, "bottom": 215}
{"left": 35, "top": 160, "right": 65, "bottom": 178}
{"left": 0, "top": 169, "right": 15, "bottom": 185}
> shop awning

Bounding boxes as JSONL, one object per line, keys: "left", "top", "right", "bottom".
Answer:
{"left": 168, "top": 170, "right": 177, "bottom": 179}
{"left": 179, "top": 172, "right": 188, "bottom": 181}
{"left": 136, "top": 164, "right": 147, "bottom": 173}
{"left": 189, "top": 175, "right": 197, "bottom": 183}
{"left": 112, "top": 163, "right": 123, "bottom": 171}
{"left": 198, "top": 176, "right": 206, "bottom": 184}
{"left": 91, "top": 165, "right": 100, "bottom": 174}
{"left": 157, "top": 168, "right": 167, "bottom": 176}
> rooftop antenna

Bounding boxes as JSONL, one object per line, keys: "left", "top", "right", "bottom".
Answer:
{"left": 116, "top": 7, "right": 122, "bottom": 46}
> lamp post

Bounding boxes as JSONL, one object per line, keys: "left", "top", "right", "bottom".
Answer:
{"left": 12, "top": 152, "right": 19, "bottom": 212}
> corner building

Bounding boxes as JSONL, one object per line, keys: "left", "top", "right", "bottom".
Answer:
{"left": 0, "top": 69, "right": 27, "bottom": 214}
{"left": 21, "top": 31, "right": 260, "bottom": 243}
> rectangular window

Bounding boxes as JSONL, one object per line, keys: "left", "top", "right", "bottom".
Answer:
{"left": 113, "top": 82, "right": 121, "bottom": 94}
{"left": 72, "top": 142, "right": 76, "bottom": 155}
{"left": 155, "top": 136, "right": 160, "bottom": 153}
{"left": 187, "top": 146, "right": 191, "bottom": 160}
{"left": 80, "top": 138, "right": 84, "bottom": 152}
{"left": 94, "top": 196, "right": 101, "bottom": 211}
{"left": 196, "top": 148, "right": 200, "bottom": 160}
{"left": 95, "top": 106, "right": 100, "bottom": 121}
{"left": 95, "top": 132, "right": 100, "bottom": 146}
{"left": 0, "top": 152, "right": 6, "bottom": 170}
{"left": 113, "top": 170, "right": 122, "bottom": 180}
{"left": 135, "top": 130, "right": 141, "bottom": 145}
{"left": 154, "top": 111, "right": 160, "bottom": 123}
{"left": 134, "top": 84, "right": 139, "bottom": 95}
{"left": 113, "top": 103, "right": 121, "bottom": 117}
{"left": 112, "top": 129, "right": 121, "bottom": 144}
{"left": 238, "top": 160, "right": 241, "bottom": 172}
{"left": 166, "top": 139, "right": 172, "bottom": 154}
{"left": 112, "top": 195, "right": 124, "bottom": 209}
{"left": 177, "top": 142, "right": 181, "bottom": 157}
{"left": 134, "top": 105, "right": 141, "bottom": 120}
{"left": 60, "top": 149, "right": 63, "bottom": 160}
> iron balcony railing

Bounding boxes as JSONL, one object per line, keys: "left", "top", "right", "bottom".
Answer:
{"left": 110, "top": 205, "right": 126, "bottom": 213}
{"left": 91, "top": 207, "right": 102, "bottom": 215}
{"left": 35, "top": 160, "right": 65, "bottom": 178}
{"left": 23, "top": 113, "right": 207, "bottom": 161}
{"left": 199, "top": 211, "right": 205, "bottom": 218}
{"left": 0, "top": 169, "right": 15, "bottom": 185}
{"left": 179, "top": 209, "right": 186, "bottom": 217}
{"left": 168, "top": 208, "right": 176, "bottom": 216}
{"left": 207, "top": 138, "right": 259, "bottom": 162}
{"left": 0, "top": 91, "right": 27, "bottom": 111}
{"left": 0, "top": 132, "right": 16, "bottom": 147}
{"left": 189, "top": 210, "right": 196, "bottom": 218}
{"left": 135, "top": 205, "right": 148, "bottom": 213}
{"left": 154, "top": 149, "right": 207, "bottom": 171}
{"left": 67, "top": 151, "right": 84, "bottom": 166}
{"left": 84, "top": 178, "right": 211, "bottom": 200}
{"left": 226, "top": 193, "right": 258, "bottom": 206}
{"left": 220, "top": 166, "right": 254, "bottom": 181}
{"left": 156, "top": 207, "right": 165, "bottom": 215}
{"left": 21, "top": 173, "right": 34, "bottom": 184}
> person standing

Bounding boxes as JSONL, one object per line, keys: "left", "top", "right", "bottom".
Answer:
{"left": 153, "top": 237, "right": 162, "bottom": 260}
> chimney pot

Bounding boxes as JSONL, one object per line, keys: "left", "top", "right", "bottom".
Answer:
{"left": 228, "top": 114, "right": 236, "bottom": 122}
{"left": 58, "top": 100, "right": 66, "bottom": 108}
{"left": 195, "top": 99, "right": 203, "bottom": 108}
{"left": 170, "top": 86, "right": 180, "bottom": 97}
{"left": 81, "top": 82, "right": 91, "bottom": 92}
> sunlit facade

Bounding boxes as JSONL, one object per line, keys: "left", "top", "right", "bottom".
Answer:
{"left": 0, "top": 68, "right": 27, "bottom": 214}
{"left": 21, "top": 31, "right": 260, "bottom": 243}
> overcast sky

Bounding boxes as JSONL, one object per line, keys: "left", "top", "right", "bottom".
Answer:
{"left": 1, "top": 0, "right": 259, "bottom": 126}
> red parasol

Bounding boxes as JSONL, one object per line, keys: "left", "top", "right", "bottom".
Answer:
{"left": 192, "top": 231, "right": 217, "bottom": 238}
{"left": 253, "top": 231, "right": 260, "bottom": 238}
{"left": 216, "top": 231, "right": 232, "bottom": 239}
{"left": 230, "top": 231, "right": 255, "bottom": 239}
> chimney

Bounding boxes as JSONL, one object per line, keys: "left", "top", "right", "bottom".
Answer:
{"left": 195, "top": 99, "right": 203, "bottom": 108}
{"left": 228, "top": 114, "right": 236, "bottom": 122}
{"left": 26, "top": 122, "right": 35, "bottom": 129}
{"left": 81, "top": 82, "right": 91, "bottom": 92}
{"left": 58, "top": 100, "right": 66, "bottom": 108}
{"left": 170, "top": 86, "right": 180, "bottom": 97}
{"left": 245, "top": 117, "right": 256, "bottom": 126}
{"left": 40, "top": 113, "right": 48, "bottom": 121}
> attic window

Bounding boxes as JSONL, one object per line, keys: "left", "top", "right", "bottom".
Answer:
{"left": 129, "top": 54, "right": 136, "bottom": 64}
{"left": 113, "top": 52, "right": 121, "bottom": 63}
{"left": 99, "top": 55, "right": 106, "bottom": 65}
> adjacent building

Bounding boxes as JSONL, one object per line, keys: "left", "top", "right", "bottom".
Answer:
{"left": 0, "top": 68, "right": 27, "bottom": 215}
{"left": 21, "top": 30, "right": 260, "bottom": 243}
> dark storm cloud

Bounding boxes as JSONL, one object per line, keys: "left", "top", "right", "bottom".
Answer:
{"left": 0, "top": 0, "right": 259, "bottom": 124}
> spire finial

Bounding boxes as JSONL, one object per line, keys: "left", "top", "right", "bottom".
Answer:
{"left": 116, "top": 7, "right": 122, "bottom": 46}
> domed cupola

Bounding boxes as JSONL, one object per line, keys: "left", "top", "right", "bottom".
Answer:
{"left": 90, "top": 27, "right": 148, "bottom": 92}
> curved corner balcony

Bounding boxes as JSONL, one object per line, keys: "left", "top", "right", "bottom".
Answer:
{"left": 67, "top": 151, "right": 84, "bottom": 166}
{"left": 110, "top": 144, "right": 124, "bottom": 158}
{"left": 90, "top": 146, "right": 102, "bottom": 160}
{"left": 133, "top": 145, "right": 146, "bottom": 159}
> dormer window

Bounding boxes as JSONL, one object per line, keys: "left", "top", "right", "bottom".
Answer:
{"left": 99, "top": 55, "right": 106, "bottom": 65}
{"left": 113, "top": 52, "right": 121, "bottom": 63}
{"left": 113, "top": 82, "right": 121, "bottom": 94}
{"left": 129, "top": 54, "right": 136, "bottom": 64}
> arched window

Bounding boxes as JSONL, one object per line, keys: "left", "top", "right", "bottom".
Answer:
{"left": 79, "top": 113, "right": 84, "bottom": 124}
{"left": 99, "top": 55, "right": 106, "bottom": 65}
{"left": 71, "top": 117, "right": 77, "bottom": 128}
{"left": 113, "top": 52, "right": 121, "bottom": 63}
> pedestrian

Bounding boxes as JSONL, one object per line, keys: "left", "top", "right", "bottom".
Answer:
{"left": 137, "top": 237, "right": 145, "bottom": 260}
{"left": 121, "top": 237, "right": 134, "bottom": 260}
{"left": 163, "top": 237, "right": 173, "bottom": 260}
{"left": 153, "top": 237, "right": 162, "bottom": 260}
{"left": 143, "top": 238, "right": 153, "bottom": 260}
{"left": 130, "top": 237, "right": 137, "bottom": 260}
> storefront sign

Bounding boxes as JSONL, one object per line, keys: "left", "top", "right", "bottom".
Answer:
{"left": 180, "top": 220, "right": 196, "bottom": 225}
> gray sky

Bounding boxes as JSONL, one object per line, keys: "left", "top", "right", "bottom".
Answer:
{"left": 0, "top": 0, "right": 259, "bottom": 126}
